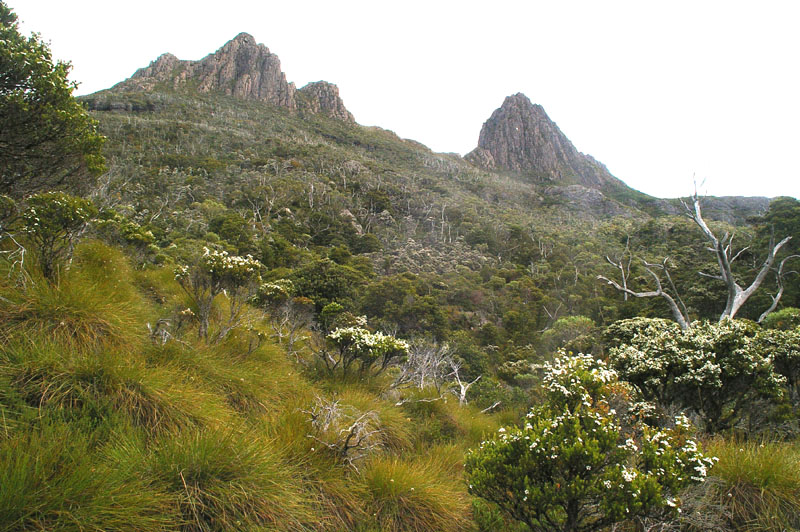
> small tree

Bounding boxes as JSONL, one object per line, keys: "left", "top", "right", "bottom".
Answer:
{"left": 465, "top": 353, "right": 716, "bottom": 532}
{"left": 0, "top": 2, "right": 105, "bottom": 197}
{"left": 174, "top": 248, "right": 262, "bottom": 342}
{"left": 323, "top": 326, "right": 409, "bottom": 378}
{"left": 21, "top": 192, "right": 96, "bottom": 280}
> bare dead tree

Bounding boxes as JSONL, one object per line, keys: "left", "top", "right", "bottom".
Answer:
{"left": 683, "top": 191, "right": 792, "bottom": 321}
{"left": 757, "top": 254, "right": 800, "bottom": 323}
{"left": 449, "top": 358, "right": 481, "bottom": 406}
{"left": 268, "top": 299, "right": 314, "bottom": 361}
{"left": 599, "top": 258, "right": 691, "bottom": 330}
{"left": 600, "top": 191, "right": 793, "bottom": 328}
{"left": 605, "top": 236, "right": 632, "bottom": 301}
{"left": 390, "top": 340, "right": 453, "bottom": 393}
{"left": 304, "top": 396, "right": 382, "bottom": 471}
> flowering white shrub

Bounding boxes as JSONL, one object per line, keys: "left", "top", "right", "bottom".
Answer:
{"left": 607, "top": 318, "right": 787, "bottom": 432}
{"left": 324, "top": 326, "right": 409, "bottom": 377}
{"left": 174, "top": 247, "right": 262, "bottom": 342}
{"left": 465, "top": 352, "right": 716, "bottom": 532}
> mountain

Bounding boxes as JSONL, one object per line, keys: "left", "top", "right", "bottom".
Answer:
{"left": 465, "top": 93, "right": 622, "bottom": 188}
{"left": 105, "top": 33, "right": 354, "bottom": 122}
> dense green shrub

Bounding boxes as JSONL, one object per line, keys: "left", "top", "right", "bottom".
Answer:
{"left": 465, "top": 353, "right": 715, "bottom": 532}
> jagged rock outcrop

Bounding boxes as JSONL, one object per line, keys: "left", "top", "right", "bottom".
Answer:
{"left": 466, "top": 93, "right": 622, "bottom": 188}
{"left": 298, "top": 81, "right": 354, "bottom": 122}
{"left": 112, "top": 33, "right": 354, "bottom": 121}
{"left": 192, "top": 32, "right": 296, "bottom": 108}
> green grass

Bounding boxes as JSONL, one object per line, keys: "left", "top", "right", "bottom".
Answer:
{"left": 0, "top": 423, "right": 174, "bottom": 531}
{"left": 681, "top": 438, "right": 800, "bottom": 531}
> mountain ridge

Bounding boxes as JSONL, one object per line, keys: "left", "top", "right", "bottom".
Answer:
{"left": 86, "top": 33, "right": 771, "bottom": 221}
{"left": 113, "top": 32, "right": 354, "bottom": 123}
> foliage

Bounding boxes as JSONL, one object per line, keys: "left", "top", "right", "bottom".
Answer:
{"left": 0, "top": 2, "right": 105, "bottom": 197}
{"left": 20, "top": 192, "right": 96, "bottom": 279}
{"left": 761, "top": 306, "right": 800, "bottom": 331}
{"left": 465, "top": 353, "right": 715, "bottom": 532}
{"left": 538, "top": 315, "right": 596, "bottom": 355}
{"left": 607, "top": 318, "right": 788, "bottom": 432}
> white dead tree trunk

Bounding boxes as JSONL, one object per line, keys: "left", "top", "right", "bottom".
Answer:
{"left": 600, "top": 191, "right": 793, "bottom": 328}
{"left": 757, "top": 254, "right": 800, "bottom": 323}
{"left": 449, "top": 358, "right": 481, "bottom": 405}
{"left": 684, "top": 192, "right": 791, "bottom": 321}
{"left": 599, "top": 258, "right": 692, "bottom": 330}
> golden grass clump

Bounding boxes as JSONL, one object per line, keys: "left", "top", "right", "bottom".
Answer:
{"left": 358, "top": 455, "right": 471, "bottom": 532}
{"left": 120, "top": 427, "right": 317, "bottom": 531}
{"left": 2, "top": 341, "right": 230, "bottom": 433}
{"left": 0, "top": 423, "right": 175, "bottom": 531}
{"left": 0, "top": 242, "right": 149, "bottom": 350}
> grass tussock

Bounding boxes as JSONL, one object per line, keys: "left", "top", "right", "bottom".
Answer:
{"left": 116, "top": 427, "right": 317, "bottom": 532}
{"left": 358, "top": 454, "right": 471, "bottom": 532}
{"left": 0, "top": 242, "right": 148, "bottom": 350}
{"left": 680, "top": 438, "right": 800, "bottom": 531}
{"left": 3, "top": 341, "right": 228, "bottom": 432}
{"left": 0, "top": 423, "right": 174, "bottom": 531}
{"left": 336, "top": 389, "right": 414, "bottom": 452}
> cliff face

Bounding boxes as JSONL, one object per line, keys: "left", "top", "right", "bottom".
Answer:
{"left": 466, "top": 93, "right": 621, "bottom": 188}
{"left": 116, "top": 33, "right": 353, "bottom": 121}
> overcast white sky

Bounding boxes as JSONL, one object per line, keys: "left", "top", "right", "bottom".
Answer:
{"left": 11, "top": 0, "right": 800, "bottom": 199}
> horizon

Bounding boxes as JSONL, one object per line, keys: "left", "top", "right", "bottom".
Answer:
{"left": 10, "top": 0, "right": 800, "bottom": 200}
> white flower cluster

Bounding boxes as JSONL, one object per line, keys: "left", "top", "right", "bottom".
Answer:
{"left": 540, "top": 352, "right": 618, "bottom": 405}
{"left": 327, "top": 327, "right": 410, "bottom": 355}
{"left": 201, "top": 247, "right": 261, "bottom": 277}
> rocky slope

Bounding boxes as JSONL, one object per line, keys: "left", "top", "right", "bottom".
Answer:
{"left": 105, "top": 33, "right": 354, "bottom": 122}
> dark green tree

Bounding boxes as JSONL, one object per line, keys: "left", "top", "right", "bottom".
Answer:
{"left": 0, "top": 2, "right": 105, "bottom": 197}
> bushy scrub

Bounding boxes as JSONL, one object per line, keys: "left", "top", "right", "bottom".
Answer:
{"left": 20, "top": 192, "right": 96, "bottom": 280}
{"left": 761, "top": 307, "right": 800, "bottom": 330}
{"left": 465, "top": 353, "right": 715, "bottom": 532}
{"left": 607, "top": 318, "right": 788, "bottom": 432}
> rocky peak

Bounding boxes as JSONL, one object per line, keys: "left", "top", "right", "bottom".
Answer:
{"left": 466, "top": 93, "right": 620, "bottom": 188}
{"left": 298, "top": 81, "right": 355, "bottom": 122}
{"left": 192, "top": 32, "right": 296, "bottom": 108}
{"left": 114, "top": 34, "right": 355, "bottom": 122}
